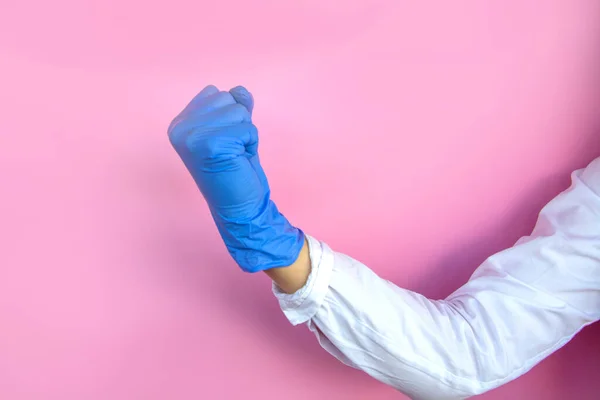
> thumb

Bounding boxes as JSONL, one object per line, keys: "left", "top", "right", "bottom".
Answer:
{"left": 229, "top": 86, "right": 254, "bottom": 116}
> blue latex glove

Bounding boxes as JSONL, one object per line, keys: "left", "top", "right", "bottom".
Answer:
{"left": 168, "top": 85, "right": 305, "bottom": 272}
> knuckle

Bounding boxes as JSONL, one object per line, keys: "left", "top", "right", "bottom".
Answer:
{"left": 231, "top": 86, "right": 251, "bottom": 100}
{"left": 211, "top": 91, "right": 236, "bottom": 107}
{"left": 229, "top": 103, "right": 250, "bottom": 121}
{"left": 186, "top": 131, "right": 221, "bottom": 158}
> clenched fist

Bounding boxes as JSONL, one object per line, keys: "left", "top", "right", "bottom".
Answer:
{"left": 168, "top": 85, "right": 304, "bottom": 272}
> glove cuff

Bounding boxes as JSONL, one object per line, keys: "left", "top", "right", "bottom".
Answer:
{"left": 213, "top": 200, "right": 305, "bottom": 273}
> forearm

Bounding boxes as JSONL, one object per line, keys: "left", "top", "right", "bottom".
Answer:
{"left": 264, "top": 238, "right": 311, "bottom": 294}
{"left": 273, "top": 157, "right": 600, "bottom": 399}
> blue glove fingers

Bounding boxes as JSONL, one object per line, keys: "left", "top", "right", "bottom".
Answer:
{"left": 176, "top": 103, "right": 251, "bottom": 137}
{"left": 191, "top": 90, "right": 237, "bottom": 115}
{"left": 188, "top": 84, "right": 220, "bottom": 107}
{"left": 228, "top": 86, "right": 267, "bottom": 191}
{"left": 169, "top": 91, "right": 239, "bottom": 142}
{"left": 168, "top": 85, "right": 219, "bottom": 132}
{"left": 184, "top": 123, "right": 262, "bottom": 220}
{"left": 205, "top": 103, "right": 251, "bottom": 126}
{"left": 185, "top": 122, "right": 259, "bottom": 162}
{"left": 229, "top": 86, "right": 254, "bottom": 115}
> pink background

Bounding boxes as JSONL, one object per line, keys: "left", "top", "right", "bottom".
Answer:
{"left": 1, "top": 1, "right": 599, "bottom": 399}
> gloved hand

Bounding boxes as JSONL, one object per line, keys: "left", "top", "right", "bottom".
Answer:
{"left": 168, "top": 85, "right": 305, "bottom": 272}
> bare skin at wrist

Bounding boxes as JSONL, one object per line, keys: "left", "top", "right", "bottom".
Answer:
{"left": 264, "top": 238, "right": 311, "bottom": 294}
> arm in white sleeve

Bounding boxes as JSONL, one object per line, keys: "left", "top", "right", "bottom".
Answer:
{"left": 273, "top": 157, "right": 600, "bottom": 399}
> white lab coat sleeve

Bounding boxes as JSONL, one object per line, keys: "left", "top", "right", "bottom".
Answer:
{"left": 273, "top": 157, "right": 600, "bottom": 400}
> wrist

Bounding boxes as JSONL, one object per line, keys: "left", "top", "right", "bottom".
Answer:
{"left": 265, "top": 238, "right": 311, "bottom": 294}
